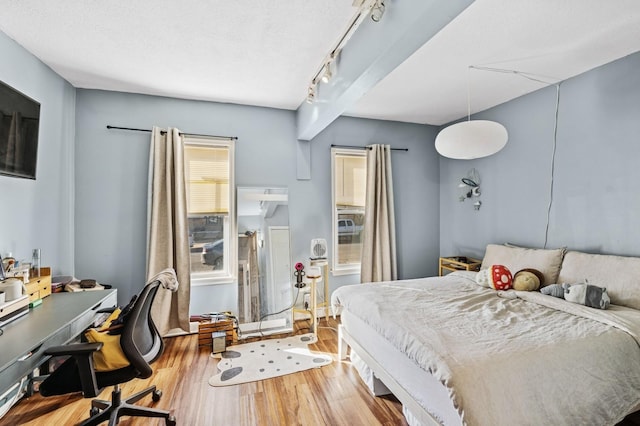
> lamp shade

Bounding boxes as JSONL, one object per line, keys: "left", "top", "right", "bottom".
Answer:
{"left": 435, "top": 120, "right": 508, "bottom": 160}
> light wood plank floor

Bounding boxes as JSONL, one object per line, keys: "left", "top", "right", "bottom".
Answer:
{"left": 0, "top": 317, "right": 407, "bottom": 426}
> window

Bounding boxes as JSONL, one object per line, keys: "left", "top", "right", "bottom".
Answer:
{"left": 184, "top": 137, "right": 235, "bottom": 285}
{"left": 331, "top": 148, "right": 366, "bottom": 275}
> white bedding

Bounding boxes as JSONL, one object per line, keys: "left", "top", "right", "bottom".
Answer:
{"left": 332, "top": 271, "right": 640, "bottom": 426}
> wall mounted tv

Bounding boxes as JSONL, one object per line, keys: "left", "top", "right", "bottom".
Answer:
{"left": 0, "top": 80, "right": 40, "bottom": 180}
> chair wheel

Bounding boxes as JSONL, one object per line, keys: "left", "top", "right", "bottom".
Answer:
{"left": 152, "top": 389, "right": 162, "bottom": 402}
{"left": 166, "top": 415, "right": 176, "bottom": 426}
{"left": 90, "top": 407, "right": 100, "bottom": 416}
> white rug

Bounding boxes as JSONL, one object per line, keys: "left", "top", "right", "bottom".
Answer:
{"left": 208, "top": 333, "right": 332, "bottom": 387}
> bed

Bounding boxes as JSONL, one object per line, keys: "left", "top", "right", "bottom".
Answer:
{"left": 332, "top": 244, "right": 640, "bottom": 426}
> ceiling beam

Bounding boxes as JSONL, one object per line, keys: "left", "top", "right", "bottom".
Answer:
{"left": 295, "top": 0, "right": 474, "bottom": 141}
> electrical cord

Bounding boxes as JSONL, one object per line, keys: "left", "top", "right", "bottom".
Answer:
{"left": 543, "top": 83, "right": 562, "bottom": 249}
{"left": 471, "top": 64, "right": 563, "bottom": 249}
{"left": 257, "top": 284, "right": 302, "bottom": 336}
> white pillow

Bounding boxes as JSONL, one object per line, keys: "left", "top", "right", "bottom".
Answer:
{"left": 481, "top": 244, "right": 565, "bottom": 287}
{"left": 558, "top": 251, "right": 640, "bottom": 310}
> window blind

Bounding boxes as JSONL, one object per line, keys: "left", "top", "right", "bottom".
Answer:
{"left": 335, "top": 154, "right": 366, "bottom": 208}
{"left": 184, "top": 144, "right": 230, "bottom": 214}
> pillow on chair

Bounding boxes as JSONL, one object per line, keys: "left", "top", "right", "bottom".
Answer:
{"left": 84, "top": 308, "right": 130, "bottom": 372}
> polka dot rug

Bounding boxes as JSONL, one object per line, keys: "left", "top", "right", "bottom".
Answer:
{"left": 208, "top": 333, "right": 332, "bottom": 386}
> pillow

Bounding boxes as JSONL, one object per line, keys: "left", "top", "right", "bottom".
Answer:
{"left": 84, "top": 308, "right": 130, "bottom": 372}
{"left": 481, "top": 244, "right": 565, "bottom": 286}
{"left": 558, "top": 251, "right": 640, "bottom": 310}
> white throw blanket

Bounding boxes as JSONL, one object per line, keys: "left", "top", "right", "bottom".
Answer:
{"left": 332, "top": 272, "right": 640, "bottom": 426}
{"left": 148, "top": 268, "right": 179, "bottom": 292}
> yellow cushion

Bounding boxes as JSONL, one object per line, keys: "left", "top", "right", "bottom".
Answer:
{"left": 84, "top": 308, "right": 130, "bottom": 372}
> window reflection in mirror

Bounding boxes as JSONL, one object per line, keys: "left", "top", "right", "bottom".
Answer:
{"left": 236, "top": 187, "right": 292, "bottom": 338}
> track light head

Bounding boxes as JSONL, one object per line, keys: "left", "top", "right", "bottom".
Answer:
{"left": 371, "top": 0, "right": 385, "bottom": 22}
{"left": 306, "top": 85, "right": 316, "bottom": 103}
{"left": 321, "top": 62, "right": 333, "bottom": 84}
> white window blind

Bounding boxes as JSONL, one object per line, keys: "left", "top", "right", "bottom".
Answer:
{"left": 184, "top": 145, "right": 230, "bottom": 214}
{"left": 335, "top": 154, "right": 366, "bottom": 208}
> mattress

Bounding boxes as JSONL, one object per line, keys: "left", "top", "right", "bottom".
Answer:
{"left": 333, "top": 271, "right": 640, "bottom": 425}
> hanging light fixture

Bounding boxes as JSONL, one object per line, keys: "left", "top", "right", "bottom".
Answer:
{"left": 436, "top": 120, "right": 508, "bottom": 160}
{"left": 435, "top": 67, "right": 508, "bottom": 160}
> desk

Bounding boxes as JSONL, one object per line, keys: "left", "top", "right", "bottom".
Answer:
{"left": 0, "top": 290, "right": 117, "bottom": 400}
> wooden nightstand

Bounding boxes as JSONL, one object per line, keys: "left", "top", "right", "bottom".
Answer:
{"left": 439, "top": 257, "right": 482, "bottom": 276}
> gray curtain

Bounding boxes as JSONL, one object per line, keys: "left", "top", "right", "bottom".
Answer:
{"left": 361, "top": 144, "right": 397, "bottom": 283}
{"left": 147, "top": 127, "right": 191, "bottom": 336}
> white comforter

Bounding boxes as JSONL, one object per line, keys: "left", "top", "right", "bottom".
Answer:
{"left": 332, "top": 272, "right": 640, "bottom": 426}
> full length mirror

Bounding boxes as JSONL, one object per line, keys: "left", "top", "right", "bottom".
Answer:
{"left": 236, "top": 187, "right": 292, "bottom": 337}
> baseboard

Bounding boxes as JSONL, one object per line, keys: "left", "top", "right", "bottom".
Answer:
{"left": 293, "top": 306, "right": 332, "bottom": 321}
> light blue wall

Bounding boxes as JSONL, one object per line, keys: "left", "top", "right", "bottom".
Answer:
{"left": 0, "top": 31, "right": 76, "bottom": 275}
{"left": 439, "top": 52, "right": 640, "bottom": 260}
{"left": 74, "top": 90, "right": 440, "bottom": 310}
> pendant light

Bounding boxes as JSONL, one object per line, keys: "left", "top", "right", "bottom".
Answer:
{"left": 435, "top": 67, "right": 508, "bottom": 160}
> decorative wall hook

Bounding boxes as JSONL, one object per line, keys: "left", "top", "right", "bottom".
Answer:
{"left": 458, "top": 168, "right": 482, "bottom": 210}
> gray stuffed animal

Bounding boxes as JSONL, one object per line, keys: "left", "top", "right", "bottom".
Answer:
{"left": 541, "top": 284, "right": 564, "bottom": 298}
{"left": 562, "top": 282, "right": 610, "bottom": 310}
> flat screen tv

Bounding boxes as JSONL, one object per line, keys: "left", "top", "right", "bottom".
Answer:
{"left": 0, "top": 80, "right": 40, "bottom": 180}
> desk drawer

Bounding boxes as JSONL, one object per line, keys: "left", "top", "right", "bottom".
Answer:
{"left": 25, "top": 281, "right": 40, "bottom": 301}
{"left": 0, "top": 327, "right": 71, "bottom": 396}
{"left": 24, "top": 275, "right": 52, "bottom": 301}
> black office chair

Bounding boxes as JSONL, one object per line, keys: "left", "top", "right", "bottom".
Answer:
{"left": 39, "top": 278, "right": 177, "bottom": 426}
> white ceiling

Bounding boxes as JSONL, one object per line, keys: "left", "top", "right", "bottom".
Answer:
{"left": 1, "top": 0, "right": 640, "bottom": 126}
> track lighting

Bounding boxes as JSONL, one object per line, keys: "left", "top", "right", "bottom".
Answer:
{"left": 371, "top": 0, "right": 385, "bottom": 22}
{"left": 306, "top": 84, "right": 316, "bottom": 104}
{"left": 321, "top": 63, "right": 332, "bottom": 84}
{"left": 305, "top": 0, "right": 387, "bottom": 105}
{"left": 321, "top": 60, "right": 335, "bottom": 84}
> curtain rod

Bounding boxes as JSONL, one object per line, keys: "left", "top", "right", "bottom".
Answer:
{"left": 330, "top": 144, "right": 408, "bottom": 152}
{"left": 106, "top": 125, "right": 237, "bottom": 140}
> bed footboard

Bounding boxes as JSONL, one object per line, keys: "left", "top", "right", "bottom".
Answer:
{"left": 338, "top": 324, "right": 442, "bottom": 426}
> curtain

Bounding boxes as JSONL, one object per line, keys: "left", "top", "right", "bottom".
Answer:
{"left": 238, "top": 232, "right": 260, "bottom": 322}
{"left": 247, "top": 232, "right": 260, "bottom": 322}
{"left": 147, "top": 127, "right": 191, "bottom": 336}
{"left": 361, "top": 144, "right": 397, "bottom": 283}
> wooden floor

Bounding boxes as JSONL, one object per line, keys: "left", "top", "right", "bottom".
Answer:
{"left": 0, "top": 317, "right": 407, "bottom": 426}
{"left": 6, "top": 316, "right": 640, "bottom": 426}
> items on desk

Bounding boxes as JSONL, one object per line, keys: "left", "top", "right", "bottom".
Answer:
{"left": 65, "top": 280, "right": 105, "bottom": 292}
{"left": 29, "top": 299, "right": 43, "bottom": 308}
{"left": 51, "top": 276, "right": 72, "bottom": 293}
{"left": 30, "top": 249, "right": 41, "bottom": 278}
{"left": 0, "top": 295, "right": 30, "bottom": 327}
{"left": 0, "top": 278, "right": 26, "bottom": 301}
